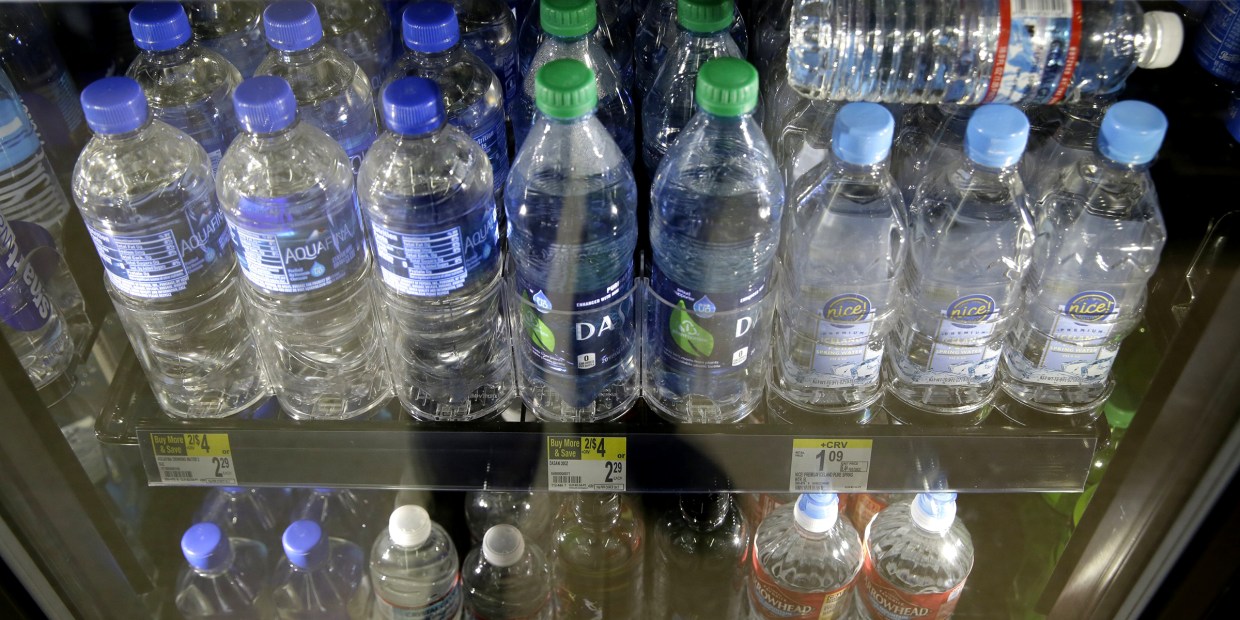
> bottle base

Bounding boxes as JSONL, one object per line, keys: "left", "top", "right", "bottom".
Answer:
{"left": 993, "top": 387, "right": 1107, "bottom": 428}
{"left": 402, "top": 379, "right": 517, "bottom": 422}
{"left": 521, "top": 377, "right": 640, "bottom": 423}
{"left": 765, "top": 380, "right": 881, "bottom": 425}
{"left": 279, "top": 389, "right": 393, "bottom": 421}
{"left": 35, "top": 365, "right": 78, "bottom": 409}
{"left": 879, "top": 390, "right": 993, "bottom": 426}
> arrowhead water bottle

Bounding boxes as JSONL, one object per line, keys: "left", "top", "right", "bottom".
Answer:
{"left": 176, "top": 522, "right": 270, "bottom": 619}
{"left": 359, "top": 77, "right": 513, "bottom": 421}
{"left": 314, "top": 0, "right": 395, "bottom": 92}
{"left": 185, "top": 1, "right": 268, "bottom": 77}
{"left": 274, "top": 520, "right": 373, "bottom": 619}
{"left": 883, "top": 104, "right": 1034, "bottom": 425}
{"left": 890, "top": 105, "right": 974, "bottom": 206}
{"left": 388, "top": 2, "right": 510, "bottom": 196}
{"left": 217, "top": 76, "right": 389, "bottom": 419}
{"left": 463, "top": 525, "right": 553, "bottom": 619}
{"left": 788, "top": 0, "right": 1183, "bottom": 105}
{"left": 513, "top": 0, "right": 635, "bottom": 163}
{"left": 641, "top": 0, "right": 745, "bottom": 174}
{"left": 370, "top": 505, "right": 464, "bottom": 619}
{"left": 647, "top": 57, "right": 783, "bottom": 423}
{"left": 551, "top": 493, "right": 644, "bottom": 619}
{"left": 650, "top": 493, "right": 749, "bottom": 620}
{"left": 506, "top": 59, "right": 639, "bottom": 422}
{"left": 1000, "top": 101, "right": 1167, "bottom": 423}
{"left": 633, "top": 0, "right": 747, "bottom": 95}
{"left": 126, "top": 2, "right": 242, "bottom": 171}
{"left": 517, "top": 0, "right": 634, "bottom": 89}
{"left": 258, "top": 1, "right": 380, "bottom": 175}
{"left": 74, "top": 77, "right": 267, "bottom": 418}
{"left": 441, "top": 0, "right": 521, "bottom": 115}
{"left": 0, "top": 68, "right": 73, "bottom": 236}
{"left": 770, "top": 103, "right": 905, "bottom": 420}
{"left": 0, "top": 213, "right": 75, "bottom": 394}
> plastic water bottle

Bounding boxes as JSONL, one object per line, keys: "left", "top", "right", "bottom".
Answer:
{"left": 359, "top": 77, "right": 513, "bottom": 421}
{"left": 633, "top": 0, "right": 748, "bottom": 95}
{"left": 370, "top": 505, "right": 463, "bottom": 619}
{"left": 176, "top": 522, "right": 270, "bottom": 619}
{"left": 195, "top": 486, "right": 282, "bottom": 552}
{"left": 517, "top": 0, "right": 634, "bottom": 88}
{"left": 1000, "top": 101, "right": 1167, "bottom": 420}
{"left": 772, "top": 97, "right": 840, "bottom": 190}
{"left": 462, "top": 525, "right": 553, "bottom": 619}
{"left": 1022, "top": 92, "right": 1121, "bottom": 208}
{"left": 649, "top": 493, "right": 748, "bottom": 620}
{"left": 0, "top": 213, "right": 75, "bottom": 392}
{"left": 258, "top": 1, "right": 381, "bottom": 176}
{"left": 747, "top": 494, "right": 862, "bottom": 620}
{"left": 291, "top": 488, "right": 383, "bottom": 550}
{"left": 126, "top": 2, "right": 242, "bottom": 172}
{"left": 185, "top": 1, "right": 268, "bottom": 78}
{"left": 787, "top": 0, "right": 1184, "bottom": 105}
{"left": 75, "top": 77, "right": 267, "bottom": 418}
{"left": 274, "top": 520, "right": 373, "bottom": 619}
{"left": 505, "top": 59, "right": 639, "bottom": 422}
{"left": 513, "top": 0, "right": 635, "bottom": 163}
{"left": 441, "top": 0, "right": 522, "bottom": 115}
{"left": 647, "top": 57, "right": 783, "bottom": 423}
{"left": 464, "top": 491, "right": 555, "bottom": 546}
{"left": 883, "top": 104, "right": 1034, "bottom": 425}
{"left": 217, "top": 76, "right": 390, "bottom": 419}
{"left": 640, "top": 0, "right": 745, "bottom": 173}
{"left": 1194, "top": 0, "right": 1240, "bottom": 85}
{"left": 0, "top": 69, "right": 73, "bottom": 236}
{"left": 890, "top": 105, "right": 974, "bottom": 206}
{"left": 770, "top": 103, "right": 905, "bottom": 419}
{"left": 551, "top": 493, "right": 644, "bottom": 620}
{"left": 315, "top": 0, "right": 395, "bottom": 92}
{"left": 855, "top": 493, "right": 973, "bottom": 620}
{"left": 388, "top": 2, "right": 510, "bottom": 196}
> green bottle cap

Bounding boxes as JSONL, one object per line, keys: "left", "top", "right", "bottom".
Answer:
{"left": 535, "top": 58, "right": 598, "bottom": 119}
{"left": 542, "top": 0, "right": 596, "bottom": 39}
{"left": 678, "top": 0, "right": 732, "bottom": 34}
{"left": 695, "top": 57, "right": 758, "bottom": 116}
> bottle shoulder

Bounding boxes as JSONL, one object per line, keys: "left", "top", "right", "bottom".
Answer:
{"left": 255, "top": 47, "right": 369, "bottom": 103}
{"left": 217, "top": 125, "right": 353, "bottom": 206}
{"left": 508, "top": 118, "right": 636, "bottom": 192}
{"left": 653, "top": 116, "right": 783, "bottom": 201}
{"left": 73, "top": 124, "right": 214, "bottom": 207}
{"left": 358, "top": 130, "right": 494, "bottom": 208}
{"left": 126, "top": 48, "right": 241, "bottom": 106}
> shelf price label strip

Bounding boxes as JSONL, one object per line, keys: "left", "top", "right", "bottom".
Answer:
{"left": 149, "top": 433, "right": 237, "bottom": 484}
{"left": 789, "top": 438, "right": 873, "bottom": 493}
{"left": 547, "top": 435, "right": 626, "bottom": 492}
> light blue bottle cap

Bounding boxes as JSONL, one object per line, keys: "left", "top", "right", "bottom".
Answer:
{"left": 263, "top": 1, "right": 324, "bottom": 52}
{"left": 1098, "top": 100, "right": 1168, "bottom": 165}
{"left": 80, "top": 77, "right": 149, "bottom": 135}
{"left": 382, "top": 77, "right": 446, "bottom": 136}
{"left": 793, "top": 493, "right": 839, "bottom": 533}
{"left": 283, "top": 520, "right": 328, "bottom": 569}
{"left": 965, "top": 104, "right": 1029, "bottom": 168}
{"left": 403, "top": 2, "right": 460, "bottom": 54}
{"left": 233, "top": 76, "right": 298, "bottom": 134}
{"left": 911, "top": 492, "right": 958, "bottom": 533}
{"left": 129, "top": 2, "right": 192, "bottom": 51}
{"left": 182, "top": 522, "right": 233, "bottom": 571}
{"left": 831, "top": 102, "right": 895, "bottom": 165}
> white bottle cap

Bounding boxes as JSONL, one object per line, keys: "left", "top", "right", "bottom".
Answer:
{"left": 482, "top": 524, "right": 525, "bottom": 567}
{"left": 389, "top": 505, "right": 432, "bottom": 548}
{"left": 910, "top": 492, "right": 957, "bottom": 534}
{"left": 1138, "top": 12, "right": 1183, "bottom": 70}
{"left": 793, "top": 493, "right": 839, "bottom": 533}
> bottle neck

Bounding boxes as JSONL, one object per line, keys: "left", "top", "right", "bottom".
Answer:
{"left": 96, "top": 117, "right": 156, "bottom": 143}
{"left": 407, "top": 45, "right": 464, "bottom": 68}
{"left": 271, "top": 41, "right": 331, "bottom": 65}
{"left": 573, "top": 493, "right": 621, "bottom": 528}
{"left": 678, "top": 494, "right": 730, "bottom": 532}
{"left": 547, "top": 27, "right": 597, "bottom": 46}
{"left": 958, "top": 157, "right": 1020, "bottom": 184}
{"left": 245, "top": 121, "right": 302, "bottom": 148}
{"left": 141, "top": 42, "right": 198, "bottom": 66}
{"left": 830, "top": 157, "right": 891, "bottom": 181}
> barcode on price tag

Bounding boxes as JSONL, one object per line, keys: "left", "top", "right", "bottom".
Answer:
{"left": 149, "top": 433, "right": 237, "bottom": 484}
{"left": 789, "top": 439, "right": 873, "bottom": 492}
{"left": 547, "top": 436, "right": 626, "bottom": 492}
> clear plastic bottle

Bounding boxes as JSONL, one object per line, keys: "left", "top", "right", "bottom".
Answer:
{"left": 195, "top": 486, "right": 282, "bottom": 552}
{"left": 175, "top": 522, "right": 270, "bottom": 619}
{"left": 640, "top": 0, "right": 744, "bottom": 174}
{"left": 442, "top": 0, "right": 521, "bottom": 115}
{"left": 505, "top": 59, "right": 639, "bottom": 422}
{"left": 890, "top": 105, "right": 974, "bottom": 206}
{"left": 513, "top": 0, "right": 635, "bottom": 164}
{"left": 0, "top": 213, "right": 74, "bottom": 392}
{"left": 770, "top": 103, "right": 905, "bottom": 418}
{"left": 633, "top": 0, "right": 747, "bottom": 95}
{"left": 650, "top": 493, "right": 748, "bottom": 620}
{"left": 855, "top": 493, "right": 974, "bottom": 620}
{"left": 359, "top": 77, "right": 513, "bottom": 421}
{"left": 274, "top": 520, "right": 373, "bottom": 620}
{"left": 462, "top": 525, "right": 553, "bottom": 619}
{"left": 74, "top": 77, "right": 267, "bottom": 418}
{"left": 464, "top": 491, "right": 556, "bottom": 547}
{"left": 0, "top": 68, "right": 73, "bottom": 235}
{"left": 550, "top": 493, "right": 644, "bottom": 620}
{"left": 185, "top": 1, "right": 268, "bottom": 78}
{"left": 770, "top": 87, "right": 840, "bottom": 187}
{"left": 126, "top": 2, "right": 242, "bottom": 171}
{"left": 647, "top": 57, "right": 783, "bottom": 423}
{"left": 291, "top": 488, "right": 383, "bottom": 550}
{"left": 314, "top": 0, "right": 395, "bottom": 92}
{"left": 787, "top": 0, "right": 1183, "bottom": 105}
{"left": 370, "top": 505, "right": 463, "bottom": 619}
{"left": 884, "top": 104, "right": 1034, "bottom": 425}
{"left": 517, "top": 0, "right": 634, "bottom": 89}
{"left": 387, "top": 2, "right": 510, "bottom": 196}
{"left": 747, "top": 494, "right": 862, "bottom": 620}
{"left": 217, "top": 76, "right": 390, "bottom": 419}
{"left": 258, "top": 1, "right": 380, "bottom": 176}
{"left": 1000, "top": 101, "right": 1167, "bottom": 417}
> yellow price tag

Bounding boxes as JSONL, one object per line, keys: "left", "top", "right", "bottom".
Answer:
{"left": 185, "top": 433, "right": 231, "bottom": 457}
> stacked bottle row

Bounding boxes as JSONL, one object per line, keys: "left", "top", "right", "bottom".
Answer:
{"left": 176, "top": 488, "right": 973, "bottom": 620}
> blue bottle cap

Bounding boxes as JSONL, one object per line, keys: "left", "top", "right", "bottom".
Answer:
{"left": 965, "top": 104, "right": 1029, "bottom": 169}
{"left": 1098, "top": 100, "right": 1168, "bottom": 165}
{"left": 80, "top": 77, "right": 149, "bottom": 135}
{"left": 233, "top": 76, "right": 298, "bottom": 134}
{"left": 283, "top": 520, "right": 329, "bottom": 569}
{"left": 263, "top": 1, "right": 324, "bottom": 52}
{"left": 402, "top": 1, "right": 460, "bottom": 54}
{"left": 381, "top": 77, "right": 446, "bottom": 136}
{"left": 831, "top": 102, "right": 895, "bottom": 165}
{"left": 129, "top": 2, "right": 192, "bottom": 51}
{"left": 181, "top": 522, "right": 233, "bottom": 571}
